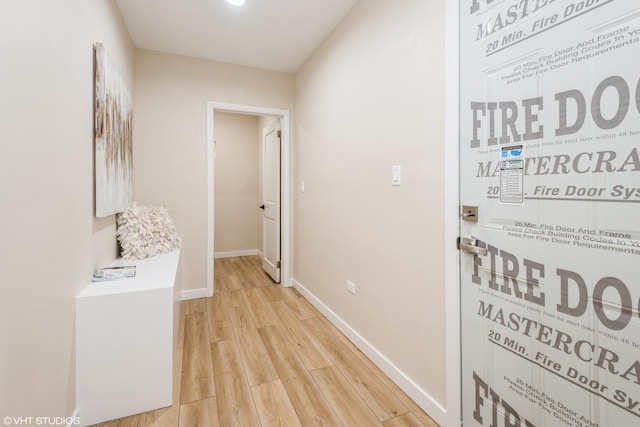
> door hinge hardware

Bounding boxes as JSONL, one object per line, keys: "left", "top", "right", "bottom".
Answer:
{"left": 277, "top": 130, "right": 281, "bottom": 138}
{"left": 276, "top": 261, "right": 281, "bottom": 268}
{"left": 457, "top": 237, "right": 487, "bottom": 256}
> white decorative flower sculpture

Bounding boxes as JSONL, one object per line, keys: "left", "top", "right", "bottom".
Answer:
{"left": 116, "top": 203, "right": 182, "bottom": 259}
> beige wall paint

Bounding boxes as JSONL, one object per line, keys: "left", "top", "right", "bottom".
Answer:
{"left": 133, "top": 50, "right": 294, "bottom": 292}
{"left": 214, "top": 112, "right": 260, "bottom": 254}
{"left": 294, "top": 0, "right": 446, "bottom": 410}
{"left": 0, "top": 0, "right": 134, "bottom": 416}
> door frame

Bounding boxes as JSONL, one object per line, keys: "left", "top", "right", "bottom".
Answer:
{"left": 445, "top": 1, "right": 462, "bottom": 427}
{"left": 206, "top": 102, "right": 291, "bottom": 296}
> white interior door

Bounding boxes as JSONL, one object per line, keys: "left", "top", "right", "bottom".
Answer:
{"left": 459, "top": 2, "right": 640, "bottom": 426}
{"left": 261, "top": 122, "right": 281, "bottom": 283}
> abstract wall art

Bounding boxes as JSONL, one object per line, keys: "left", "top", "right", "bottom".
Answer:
{"left": 94, "top": 42, "right": 133, "bottom": 218}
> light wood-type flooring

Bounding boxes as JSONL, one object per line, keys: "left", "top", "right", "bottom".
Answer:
{"left": 95, "top": 256, "right": 439, "bottom": 427}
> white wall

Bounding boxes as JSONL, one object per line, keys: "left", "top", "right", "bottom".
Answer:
{"left": 0, "top": 0, "right": 134, "bottom": 416}
{"left": 133, "top": 50, "right": 294, "bottom": 293}
{"left": 293, "top": 0, "right": 446, "bottom": 421}
{"left": 214, "top": 112, "right": 260, "bottom": 255}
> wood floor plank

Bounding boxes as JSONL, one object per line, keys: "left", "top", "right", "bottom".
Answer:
{"left": 257, "top": 285, "right": 282, "bottom": 303}
{"left": 240, "top": 256, "right": 274, "bottom": 287}
{"left": 251, "top": 379, "right": 303, "bottom": 427}
{"left": 216, "top": 259, "right": 243, "bottom": 292}
{"left": 177, "top": 300, "right": 187, "bottom": 350}
{"left": 179, "top": 397, "right": 220, "bottom": 427}
{"left": 383, "top": 412, "right": 425, "bottom": 427}
{"left": 227, "top": 304, "right": 279, "bottom": 386}
{"left": 304, "top": 316, "right": 409, "bottom": 421}
{"left": 281, "top": 375, "right": 343, "bottom": 427}
{"left": 240, "top": 287, "right": 277, "bottom": 328}
{"left": 279, "top": 287, "right": 317, "bottom": 320}
{"left": 226, "top": 273, "right": 244, "bottom": 292}
{"left": 312, "top": 365, "right": 384, "bottom": 427}
{"left": 173, "top": 301, "right": 186, "bottom": 403}
{"left": 227, "top": 257, "right": 254, "bottom": 289}
{"left": 259, "top": 324, "right": 342, "bottom": 426}
{"left": 259, "top": 324, "right": 309, "bottom": 380}
{"left": 361, "top": 358, "right": 440, "bottom": 427}
{"left": 137, "top": 406, "right": 177, "bottom": 427}
{"left": 206, "top": 293, "right": 234, "bottom": 343}
{"left": 317, "top": 314, "right": 367, "bottom": 359}
{"left": 211, "top": 340, "right": 260, "bottom": 427}
{"left": 213, "top": 259, "right": 229, "bottom": 292}
{"left": 221, "top": 287, "right": 245, "bottom": 310}
{"left": 301, "top": 316, "right": 358, "bottom": 365}
{"left": 184, "top": 297, "right": 207, "bottom": 315}
{"left": 181, "top": 312, "right": 215, "bottom": 404}
{"left": 269, "top": 300, "right": 332, "bottom": 371}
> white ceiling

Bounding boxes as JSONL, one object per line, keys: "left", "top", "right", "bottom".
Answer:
{"left": 115, "top": 0, "right": 358, "bottom": 73}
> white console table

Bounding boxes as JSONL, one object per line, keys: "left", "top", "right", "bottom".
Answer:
{"left": 76, "top": 250, "right": 180, "bottom": 426}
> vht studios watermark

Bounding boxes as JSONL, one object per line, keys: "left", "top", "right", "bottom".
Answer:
{"left": 2, "top": 416, "right": 80, "bottom": 426}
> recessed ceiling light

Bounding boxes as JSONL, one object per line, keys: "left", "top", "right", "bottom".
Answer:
{"left": 226, "top": 0, "right": 245, "bottom": 5}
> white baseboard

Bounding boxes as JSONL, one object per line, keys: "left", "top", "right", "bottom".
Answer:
{"left": 180, "top": 288, "right": 211, "bottom": 301}
{"left": 291, "top": 278, "right": 447, "bottom": 426}
{"left": 214, "top": 249, "right": 259, "bottom": 259}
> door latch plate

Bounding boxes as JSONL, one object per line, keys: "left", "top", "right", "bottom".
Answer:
{"left": 461, "top": 205, "right": 478, "bottom": 222}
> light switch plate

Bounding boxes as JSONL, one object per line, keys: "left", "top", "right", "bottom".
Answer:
{"left": 392, "top": 165, "right": 401, "bottom": 186}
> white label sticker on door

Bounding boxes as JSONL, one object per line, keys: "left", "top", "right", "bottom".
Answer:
{"left": 500, "top": 145, "right": 524, "bottom": 204}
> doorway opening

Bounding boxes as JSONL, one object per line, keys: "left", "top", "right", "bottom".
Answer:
{"left": 206, "top": 102, "right": 291, "bottom": 296}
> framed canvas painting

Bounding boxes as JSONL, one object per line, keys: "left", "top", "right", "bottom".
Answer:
{"left": 94, "top": 43, "right": 133, "bottom": 218}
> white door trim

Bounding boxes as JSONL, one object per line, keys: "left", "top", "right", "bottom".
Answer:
{"left": 206, "top": 102, "right": 291, "bottom": 297}
{"left": 445, "top": 1, "right": 462, "bottom": 426}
